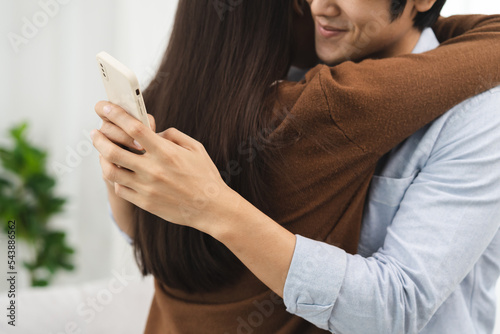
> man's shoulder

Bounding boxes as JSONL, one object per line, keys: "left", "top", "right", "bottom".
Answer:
{"left": 450, "top": 86, "right": 500, "bottom": 113}
{"left": 434, "top": 85, "right": 500, "bottom": 138}
{"left": 374, "top": 86, "right": 500, "bottom": 178}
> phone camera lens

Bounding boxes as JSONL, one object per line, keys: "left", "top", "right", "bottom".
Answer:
{"left": 136, "top": 89, "right": 140, "bottom": 95}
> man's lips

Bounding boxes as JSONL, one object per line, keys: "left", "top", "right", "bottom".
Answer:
{"left": 316, "top": 21, "right": 348, "bottom": 38}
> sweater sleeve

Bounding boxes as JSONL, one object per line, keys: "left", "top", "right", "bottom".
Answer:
{"left": 432, "top": 14, "right": 496, "bottom": 42}
{"left": 317, "top": 14, "right": 500, "bottom": 156}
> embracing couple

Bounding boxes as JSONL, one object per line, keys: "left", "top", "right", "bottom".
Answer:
{"left": 91, "top": 0, "right": 500, "bottom": 333}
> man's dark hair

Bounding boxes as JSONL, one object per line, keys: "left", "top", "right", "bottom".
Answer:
{"left": 390, "top": 0, "right": 447, "bottom": 30}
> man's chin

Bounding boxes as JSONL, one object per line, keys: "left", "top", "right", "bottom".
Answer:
{"left": 318, "top": 56, "right": 349, "bottom": 67}
{"left": 316, "top": 48, "right": 350, "bottom": 66}
{"left": 319, "top": 52, "right": 368, "bottom": 66}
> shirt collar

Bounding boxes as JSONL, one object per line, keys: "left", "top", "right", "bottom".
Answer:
{"left": 411, "top": 27, "right": 440, "bottom": 54}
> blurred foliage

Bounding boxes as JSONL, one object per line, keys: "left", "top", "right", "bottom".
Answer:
{"left": 0, "top": 123, "right": 75, "bottom": 287}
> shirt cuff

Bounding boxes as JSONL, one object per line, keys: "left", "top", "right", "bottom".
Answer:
{"left": 283, "top": 234, "right": 347, "bottom": 330}
{"left": 108, "top": 203, "right": 133, "bottom": 245}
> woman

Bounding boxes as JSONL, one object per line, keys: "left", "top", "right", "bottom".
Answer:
{"left": 92, "top": 0, "right": 500, "bottom": 332}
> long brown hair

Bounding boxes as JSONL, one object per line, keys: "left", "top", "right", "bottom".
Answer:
{"left": 133, "top": 0, "right": 296, "bottom": 293}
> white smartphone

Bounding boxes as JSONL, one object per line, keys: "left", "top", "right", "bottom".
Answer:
{"left": 96, "top": 51, "right": 151, "bottom": 128}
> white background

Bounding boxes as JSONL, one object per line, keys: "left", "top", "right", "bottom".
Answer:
{"left": 0, "top": 0, "right": 499, "bottom": 332}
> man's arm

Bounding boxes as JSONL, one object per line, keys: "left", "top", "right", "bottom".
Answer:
{"left": 433, "top": 14, "right": 499, "bottom": 42}
{"left": 281, "top": 88, "right": 500, "bottom": 333}
{"left": 319, "top": 15, "right": 500, "bottom": 156}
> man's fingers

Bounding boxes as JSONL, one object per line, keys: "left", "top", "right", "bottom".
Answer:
{"left": 113, "top": 183, "right": 138, "bottom": 206}
{"left": 158, "top": 127, "right": 205, "bottom": 152}
{"left": 92, "top": 129, "right": 141, "bottom": 171}
{"left": 100, "top": 121, "right": 143, "bottom": 151}
{"left": 99, "top": 154, "right": 136, "bottom": 188}
{"left": 97, "top": 102, "right": 159, "bottom": 153}
{"left": 147, "top": 114, "right": 156, "bottom": 132}
{"left": 95, "top": 100, "right": 113, "bottom": 121}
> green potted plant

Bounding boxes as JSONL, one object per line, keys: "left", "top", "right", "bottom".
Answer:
{"left": 0, "top": 122, "right": 75, "bottom": 287}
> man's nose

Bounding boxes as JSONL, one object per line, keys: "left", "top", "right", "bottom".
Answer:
{"left": 308, "top": 0, "right": 341, "bottom": 18}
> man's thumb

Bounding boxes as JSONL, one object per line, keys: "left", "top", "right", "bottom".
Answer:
{"left": 147, "top": 114, "right": 156, "bottom": 132}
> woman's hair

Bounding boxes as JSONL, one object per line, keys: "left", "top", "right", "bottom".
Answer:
{"left": 132, "top": 0, "right": 296, "bottom": 293}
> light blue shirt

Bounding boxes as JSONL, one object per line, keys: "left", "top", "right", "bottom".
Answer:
{"left": 283, "top": 28, "right": 500, "bottom": 333}
{"left": 109, "top": 204, "right": 133, "bottom": 244}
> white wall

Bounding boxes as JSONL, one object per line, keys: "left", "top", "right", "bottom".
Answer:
{"left": 0, "top": 0, "right": 178, "bottom": 288}
{"left": 0, "top": 0, "right": 499, "bottom": 331}
{"left": 442, "top": 0, "right": 500, "bottom": 16}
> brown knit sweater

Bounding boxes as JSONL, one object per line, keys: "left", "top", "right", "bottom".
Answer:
{"left": 144, "top": 15, "right": 500, "bottom": 334}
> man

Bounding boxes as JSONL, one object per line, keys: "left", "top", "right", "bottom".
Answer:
{"left": 94, "top": 0, "right": 500, "bottom": 333}
{"left": 283, "top": 0, "right": 500, "bottom": 333}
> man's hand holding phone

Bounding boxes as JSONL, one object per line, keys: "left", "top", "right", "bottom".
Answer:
{"left": 94, "top": 51, "right": 157, "bottom": 238}
{"left": 95, "top": 101, "right": 156, "bottom": 175}
{"left": 93, "top": 101, "right": 157, "bottom": 241}
{"left": 97, "top": 101, "right": 156, "bottom": 149}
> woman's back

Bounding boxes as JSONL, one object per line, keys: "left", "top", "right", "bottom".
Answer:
{"left": 133, "top": 0, "right": 297, "bottom": 295}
